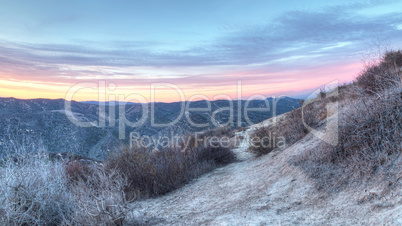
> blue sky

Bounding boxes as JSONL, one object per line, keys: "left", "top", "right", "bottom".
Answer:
{"left": 0, "top": 0, "right": 402, "bottom": 101}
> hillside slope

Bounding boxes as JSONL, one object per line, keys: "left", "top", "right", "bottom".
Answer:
{"left": 132, "top": 114, "right": 401, "bottom": 225}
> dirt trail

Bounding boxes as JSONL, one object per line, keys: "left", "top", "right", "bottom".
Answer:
{"left": 132, "top": 116, "right": 402, "bottom": 225}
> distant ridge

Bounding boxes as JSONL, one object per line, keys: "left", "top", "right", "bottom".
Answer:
{"left": 80, "top": 101, "right": 140, "bottom": 105}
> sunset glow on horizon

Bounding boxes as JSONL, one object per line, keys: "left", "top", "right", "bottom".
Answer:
{"left": 1, "top": 0, "right": 402, "bottom": 102}
{"left": 0, "top": 61, "right": 362, "bottom": 102}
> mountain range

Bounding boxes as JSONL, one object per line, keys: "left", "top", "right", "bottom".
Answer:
{"left": 0, "top": 97, "right": 301, "bottom": 159}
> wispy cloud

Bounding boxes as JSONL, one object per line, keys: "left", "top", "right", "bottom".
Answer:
{"left": 1, "top": 1, "right": 402, "bottom": 101}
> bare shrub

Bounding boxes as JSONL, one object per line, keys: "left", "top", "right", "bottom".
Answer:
{"left": 327, "top": 91, "right": 401, "bottom": 174}
{"left": 248, "top": 126, "right": 278, "bottom": 156}
{"left": 384, "top": 50, "right": 402, "bottom": 67}
{"left": 248, "top": 98, "right": 327, "bottom": 156}
{"left": 70, "top": 165, "right": 134, "bottom": 225}
{"left": 0, "top": 152, "right": 74, "bottom": 225}
{"left": 107, "top": 127, "right": 236, "bottom": 198}
{"left": 107, "top": 145, "right": 194, "bottom": 198}
{"left": 294, "top": 91, "right": 401, "bottom": 192}
{"left": 0, "top": 145, "right": 134, "bottom": 225}
{"left": 188, "top": 127, "right": 236, "bottom": 165}
{"left": 357, "top": 50, "right": 402, "bottom": 93}
{"left": 281, "top": 108, "right": 307, "bottom": 143}
{"left": 65, "top": 160, "right": 92, "bottom": 182}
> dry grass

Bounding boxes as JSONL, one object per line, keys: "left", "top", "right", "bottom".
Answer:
{"left": 293, "top": 50, "right": 402, "bottom": 192}
{"left": 250, "top": 50, "right": 401, "bottom": 193}
{"left": 293, "top": 91, "right": 401, "bottom": 192}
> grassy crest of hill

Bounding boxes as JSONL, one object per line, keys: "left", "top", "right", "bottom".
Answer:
{"left": 249, "top": 50, "right": 401, "bottom": 192}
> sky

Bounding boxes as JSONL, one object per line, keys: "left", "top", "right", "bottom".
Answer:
{"left": 0, "top": 0, "right": 402, "bottom": 102}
